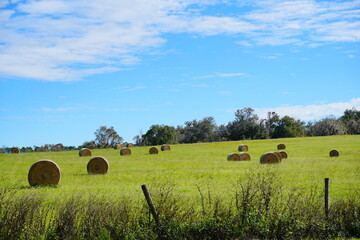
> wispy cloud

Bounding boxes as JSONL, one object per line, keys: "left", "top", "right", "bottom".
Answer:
{"left": 254, "top": 98, "right": 360, "bottom": 121}
{"left": 196, "top": 72, "right": 247, "bottom": 79}
{"left": 192, "top": 84, "right": 208, "bottom": 87}
{"left": 0, "top": 0, "right": 359, "bottom": 81}
{"left": 218, "top": 91, "right": 232, "bottom": 95}
{"left": 121, "top": 86, "right": 146, "bottom": 92}
{"left": 40, "top": 107, "right": 81, "bottom": 113}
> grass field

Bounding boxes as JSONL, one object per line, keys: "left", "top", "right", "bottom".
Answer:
{"left": 1, "top": 135, "right": 360, "bottom": 239}
{"left": 1, "top": 135, "right": 359, "bottom": 200}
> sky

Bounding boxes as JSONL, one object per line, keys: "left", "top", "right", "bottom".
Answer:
{"left": 0, "top": 0, "right": 359, "bottom": 147}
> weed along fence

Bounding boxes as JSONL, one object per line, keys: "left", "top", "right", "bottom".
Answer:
{"left": 1, "top": 135, "right": 359, "bottom": 239}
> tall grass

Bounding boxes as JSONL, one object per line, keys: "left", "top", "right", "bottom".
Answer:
{"left": 1, "top": 135, "right": 359, "bottom": 239}
{"left": 0, "top": 169, "right": 359, "bottom": 239}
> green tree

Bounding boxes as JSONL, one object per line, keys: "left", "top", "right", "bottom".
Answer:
{"left": 308, "top": 117, "right": 346, "bottom": 136}
{"left": 272, "top": 116, "right": 306, "bottom": 138}
{"left": 142, "top": 125, "right": 177, "bottom": 146}
{"left": 340, "top": 108, "right": 360, "bottom": 134}
{"left": 94, "top": 126, "right": 123, "bottom": 148}
{"left": 227, "top": 108, "right": 266, "bottom": 140}
{"left": 264, "top": 111, "right": 280, "bottom": 138}
{"left": 177, "top": 117, "right": 220, "bottom": 143}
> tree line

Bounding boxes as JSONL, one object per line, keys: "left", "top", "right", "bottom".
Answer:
{"left": 135, "top": 107, "right": 359, "bottom": 146}
{"left": 1, "top": 107, "right": 359, "bottom": 152}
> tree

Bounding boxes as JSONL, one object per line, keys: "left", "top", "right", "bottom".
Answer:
{"left": 81, "top": 140, "right": 96, "bottom": 149}
{"left": 264, "top": 111, "right": 280, "bottom": 139}
{"left": 142, "top": 125, "right": 177, "bottom": 146}
{"left": 272, "top": 116, "right": 306, "bottom": 138}
{"left": 308, "top": 117, "right": 346, "bottom": 136}
{"left": 227, "top": 108, "right": 266, "bottom": 140}
{"left": 177, "top": 117, "right": 220, "bottom": 143}
{"left": 340, "top": 108, "right": 360, "bottom": 134}
{"left": 94, "top": 126, "right": 123, "bottom": 148}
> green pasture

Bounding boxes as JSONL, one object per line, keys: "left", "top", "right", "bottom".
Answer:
{"left": 1, "top": 135, "right": 359, "bottom": 201}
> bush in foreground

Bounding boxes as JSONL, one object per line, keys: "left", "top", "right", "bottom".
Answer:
{"left": 0, "top": 171, "right": 359, "bottom": 239}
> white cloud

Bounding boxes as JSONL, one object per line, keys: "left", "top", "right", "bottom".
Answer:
{"left": 0, "top": 0, "right": 9, "bottom": 8}
{"left": 218, "top": 91, "right": 232, "bottom": 95}
{"left": 41, "top": 107, "right": 81, "bottom": 113}
{"left": 121, "top": 86, "right": 146, "bottom": 92}
{"left": 217, "top": 72, "right": 246, "bottom": 77}
{"left": 0, "top": 0, "right": 359, "bottom": 81}
{"left": 196, "top": 72, "right": 246, "bottom": 79}
{"left": 254, "top": 98, "right": 360, "bottom": 121}
{"left": 192, "top": 84, "right": 208, "bottom": 87}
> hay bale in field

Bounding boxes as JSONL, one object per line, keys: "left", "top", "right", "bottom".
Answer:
{"left": 278, "top": 151, "right": 288, "bottom": 159}
{"left": 126, "top": 143, "right": 134, "bottom": 148}
{"left": 87, "top": 156, "right": 109, "bottom": 175}
{"left": 114, "top": 144, "right": 122, "bottom": 150}
{"left": 88, "top": 145, "right": 95, "bottom": 150}
{"left": 120, "top": 147, "right": 131, "bottom": 156}
{"left": 238, "top": 144, "right": 249, "bottom": 152}
{"left": 28, "top": 159, "right": 61, "bottom": 186}
{"left": 239, "top": 152, "right": 251, "bottom": 161}
{"left": 260, "top": 152, "right": 281, "bottom": 164}
{"left": 161, "top": 144, "right": 171, "bottom": 151}
{"left": 149, "top": 146, "right": 159, "bottom": 154}
{"left": 277, "top": 144, "right": 286, "bottom": 150}
{"left": 227, "top": 153, "right": 241, "bottom": 161}
{"left": 11, "top": 147, "right": 20, "bottom": 154}
{"left": 329, "top": 150, "right": 339, "bottom": 157}
{"left": 274, "top": 151, "right": 282, "bottom": 161}
{"left": 79, "top": 148, "right": 92, "bottom": 157}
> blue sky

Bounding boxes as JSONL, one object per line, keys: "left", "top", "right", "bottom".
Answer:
{"left": 0, "top": 0, "right": 359, "bottom": 147}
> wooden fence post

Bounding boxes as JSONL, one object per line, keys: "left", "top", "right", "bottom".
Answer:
{"left": 141, "top": 184, "right": 160, "bottom": 226}
{"left": 325, "top": 178, "right": 330, "bottom": 218}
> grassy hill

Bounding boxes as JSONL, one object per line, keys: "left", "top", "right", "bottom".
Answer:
{"left": 1, "top": 135, "right": 359, "bottom": 198}
{"left": 1, "top": 135, "right": 360, "bottom": 239}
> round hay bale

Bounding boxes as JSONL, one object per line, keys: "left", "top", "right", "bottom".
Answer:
{"left": 120, "top": 147, "right": 131, "bottom": 156}
{"left": 79, "top": 148, "right": 92, "bottom": 157}
{"left": 161, "top": 144, "right": 171, "bottom": 151}
{"left": 260, "top": 152, "right": 281, "bottom": 164}
{"left": 329, "top": 150, "right": 339, "bottom": 157}
{"left": 11, "top": 147, "right": 20, "bottom": 154}
{"left": 238, "top": 144, "right": 249, "bottom": 152}
{"left": 28, "top": 159, "right": 61, "bottom": 186}
{"left": 149, "top": 146, "right": 159, "bottom": 154}
{"left": 126, "top": 143, "right": 134, "bottom": 148}
{"left": 88, "top": 145, "right": 95, "bottom": 150}
{"left": 278, "top": 151, "right": 288, "bottom": 159}
{"left": 227, "top": 153, "right": 241, "bottom": 161}
{"left": 239, "top": 152, "right": 251, "bottom": 161}
{"left": 274, "top": 151, "right": 282, "bottom": 161}
{"left": 114, "top": 144, "right": 122, "bottom": 150}
{"left": 277, "top": 144, "right": 286, "bottom": 150}
{"left": 87, "top": 156, "right": 109, "bottom": 175}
